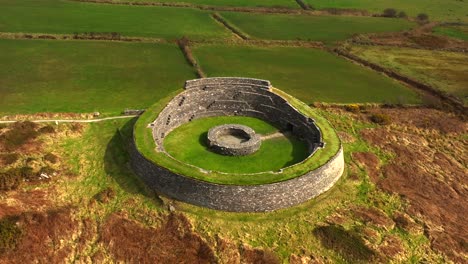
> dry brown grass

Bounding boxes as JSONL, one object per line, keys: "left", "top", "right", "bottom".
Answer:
{"left": 356, "top": 108, "right": 467, "bottom": 262}
{"left": 100, "top": 212, "right": 216, "bottom": 263}
{"left": 0, "top": 207, "right": 77, "bottom": 263}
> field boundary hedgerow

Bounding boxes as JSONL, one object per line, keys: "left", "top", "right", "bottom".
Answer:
{"left": 72, "top": 0, "right": 308, "bottom": 14}
{"left": 211, "top": 13, "right": 249, "bottom": 40}
{"left": 333, "top": 48, "right": 467, "bottom": 114}
{"left": 176, "top": 37, "right": 207, "bottom": 78}
{"left": 70, "top": 0, "right": 384, "bottom": 17}
{"left": 0, "top": 31, "right": 325, "bottom": 49}
{"left": 0, "top": 32, "right": 167, "bottom": 43}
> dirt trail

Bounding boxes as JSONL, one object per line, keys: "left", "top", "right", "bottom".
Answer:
{"left": 261, "top": 131, "right": 290, "bottom": 140}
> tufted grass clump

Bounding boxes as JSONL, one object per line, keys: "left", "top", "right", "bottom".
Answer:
{"left": 0, "top": 217, "right": 22, "bottom": 253}
{"left": 0, "top": 121, "right": 39, "bottom": 151}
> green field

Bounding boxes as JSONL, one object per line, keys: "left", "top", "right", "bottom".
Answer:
{"left": 433, "top": 24, "right": 468, "bottom": 40}
{"left": 220, "top": 12, "right": 415, "bottom": 42}
{"left": 350, "top": 46, "right": 468, "bottom": 105}
{"left": 114, "top": 0, "right": 299, "bottom": 8}
{"left": 193, "top": 44, "right": 421, "bottom": 104}
{"left": 0, "top": 39, "right": 196, "bottom": 114}
{"left": 305, "top": 0, "right": 468, "bottom": 22}
{"left": 0, "top": 0, "right": 230, "bottom": 40}
{"left": 164, "top": 116, "right": 309, "bottom": 173}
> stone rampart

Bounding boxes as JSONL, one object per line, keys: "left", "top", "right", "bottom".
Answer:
{"left": 129, "top": 139, "right": 344, "bottom": 212}
{"left": 131, "top": 77, "right": 344, "bottom": 212}
{"left": 151, "top": 77, "right": 323, "bottom": 153}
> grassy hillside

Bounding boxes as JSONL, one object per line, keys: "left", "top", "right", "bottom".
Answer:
{"left": 0, "top": 39, "right": 196, "bottom": 114}
{"left": 4, "top": 106, "right": 463, "bottom": 262}
{"left": 221, "top": 12, "right": 415, "bottom": 42}
{"left": 193, "top": 44, "right": 421, "bottom": 104}
{"left": 305, "top": 0, "right": 468, "bottom": 22}
{"left": 350, "top": 46, "right": 468, "bottom": 106}
{"left": 0, "top": 0, "right": 231, "bottom": 40}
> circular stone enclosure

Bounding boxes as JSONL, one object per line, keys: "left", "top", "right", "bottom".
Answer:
{"left": 207, "top": 124, "right": 261, "bottom": 156}
{"left": 130, "top": 77, "right": 344, "bottom": 212}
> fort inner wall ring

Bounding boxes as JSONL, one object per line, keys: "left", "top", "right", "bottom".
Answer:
{"left": 130, "top": 77, "right": 344, "bottom": 212}
{"left": 207, "top": 124, "right": 261, "bottom": 156}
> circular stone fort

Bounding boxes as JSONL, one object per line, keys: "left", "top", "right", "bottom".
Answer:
{"left": 129, "top": 77, "right": 344, "bottom": 212}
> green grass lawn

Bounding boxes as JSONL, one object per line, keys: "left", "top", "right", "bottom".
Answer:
{"left": 350, "top": 46, "right": 468, "bottom": 106}
{"left": 0, "top": 39, "right": 196, "bottom": 114}
{"left": 134, "top": 88, "right": 341, "bottom": 185}
{"left": 113, "top": 0, "right": 299, "bottom": 8}
{"left": 193, "top": 44, "right": 421, "bottom": 104}
{"left": 433, "top": 24, "right": 468, "bottom": 41}
{"left": 0, "top": 0, "right": 230, "bottom": 40}
{"left": 220, "top": 12, "right": 415, "bottom": 42}
{"left": 305, "top": 0, "right": 468, "bottom": 22}
{"left": 164, "top": 116, "right": 309, "bottom": 173}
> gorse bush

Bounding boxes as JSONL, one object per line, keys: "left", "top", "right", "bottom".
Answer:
{"left": 345, "top": 104, "right": 361, "bottom": 113}
{"left": 417, "top": 13, "right": 429, "bottom": 21}
{"left": 383, "top": 8, "right": 398, "bottom": 18}
{"left": 370, "top": 113, "right": 392, "bottom": 125}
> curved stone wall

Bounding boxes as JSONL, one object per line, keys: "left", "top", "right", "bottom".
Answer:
{"left": 150, "top": 77, "right": 324, "bottom": 155}
{"left": 207, "top": 124, "right": 261, "bottom": 156}
{"left": 131, "top": 77, "right": 344, "bottom": 212}
{"left": 129, "top": 140, "right": 344, "bottom": 212}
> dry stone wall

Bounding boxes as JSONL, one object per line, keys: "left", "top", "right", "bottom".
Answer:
{"left": 131, "top": 77, "right": 344, "bottom": 212}
{"left": 151, "top": 77, "right": 323, "bottom": 154}
{"left": 130, "top": 140, "right": 344, "bottom": 212}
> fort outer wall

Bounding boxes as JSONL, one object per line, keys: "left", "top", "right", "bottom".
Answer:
{"left": 130, "top": 77, "right": 344, "bottom": 212}
{"left": 129, "top": 141, "right": 344, "bottom": 212}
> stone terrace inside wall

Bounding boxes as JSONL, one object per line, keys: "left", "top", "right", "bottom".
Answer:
{"left": 151, "top": 77, "right": 323, "bottom": 155}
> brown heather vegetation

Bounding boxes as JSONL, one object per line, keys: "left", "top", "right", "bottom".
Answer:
{"left": 354, "top": 108, "right": 467, "bottom": 262}
{"left": 0, "top": 207, "right": 77, "bottom": 263}
{"left": 100, "top": 212, "right": 216, "bottom": 263}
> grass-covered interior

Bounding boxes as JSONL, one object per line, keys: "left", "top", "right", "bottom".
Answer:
{"left": 164, "top": 116, "right": 309, "bottom": 173}
{"left": 134, "top": 88, "right": 341, "bottom": 185}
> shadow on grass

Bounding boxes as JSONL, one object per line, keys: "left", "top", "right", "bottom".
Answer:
{"left": 103, "top": 117, "right": 162, "bottom": 205}
{"left": 313, "top": 225, "right": 376, "bottom": 262}
{"left": 198, "top": 132, "right": 209, "bottom": 148}
{"left": 282, "top": 137, "right": 309, "bottom": 168}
